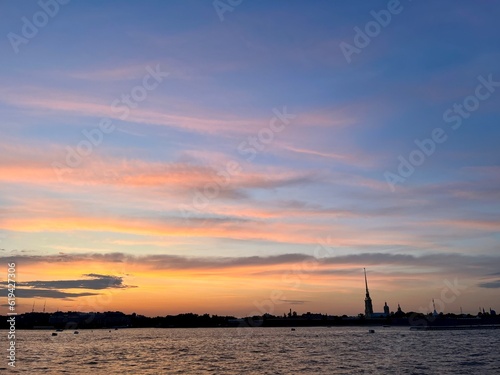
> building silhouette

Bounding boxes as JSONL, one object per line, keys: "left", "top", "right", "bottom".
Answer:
{"left": 363, "top": 269, "right": 395, "bottom": 318}
{"left": 384, "top": 302, "right": 390, "bottom": 316}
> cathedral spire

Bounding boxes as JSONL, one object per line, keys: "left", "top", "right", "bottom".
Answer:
{"left": 364, "top": 268, "right": 370, "bottom": 298}
{"left": 364, "top": 268, "right": 373, "bottom": 317}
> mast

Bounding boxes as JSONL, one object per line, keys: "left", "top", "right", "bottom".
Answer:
{"left": 432, "top": 299, "right": 438, "bottom": 316}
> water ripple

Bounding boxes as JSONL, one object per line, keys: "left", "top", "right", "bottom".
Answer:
{"left": 8, "top": 327, "right": 500, "bottom": 374}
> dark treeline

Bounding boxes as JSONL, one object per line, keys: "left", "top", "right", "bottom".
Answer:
{"left": 1, "top": 310, "right": 499, "bottom": 330}
{"left": 1, "top": 311, "right": 237, "bottom": 330}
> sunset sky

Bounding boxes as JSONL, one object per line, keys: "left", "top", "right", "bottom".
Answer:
{"left": 1, "top": 0, "right": 499, "bottom": 317}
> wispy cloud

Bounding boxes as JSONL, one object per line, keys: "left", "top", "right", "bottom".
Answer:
{"left": 15, "top": 274, "right": 132, "bottom": 290}
{"left": 5, "top": 289, "right": 99, "bottom": 299}
{"left": 478, "top": 280, "right": 500, "bottom": 289}
{"left": 0, "top": 274, "right": 134, "bottom": 300}
{"left": 3, "top": 252, "right": 499, "bottom": 279}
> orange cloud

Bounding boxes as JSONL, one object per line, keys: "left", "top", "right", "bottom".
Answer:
{"left": 5, "top": 251, "right": 498, "bottom": 316}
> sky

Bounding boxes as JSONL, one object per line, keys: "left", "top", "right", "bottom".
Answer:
{"left": 0, "top": 0, "right": 499, "bottom": 317}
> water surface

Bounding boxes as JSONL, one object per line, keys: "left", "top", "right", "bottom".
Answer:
{"left": 3, "top": 326, "right": 500, "bottom": 374}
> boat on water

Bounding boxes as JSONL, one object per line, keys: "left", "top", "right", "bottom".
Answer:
{"left": 409, "top": 313, "right": 500, "bottom": 331}
{"left": 411, "top": 325, "right": 500, "bottom": 331}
